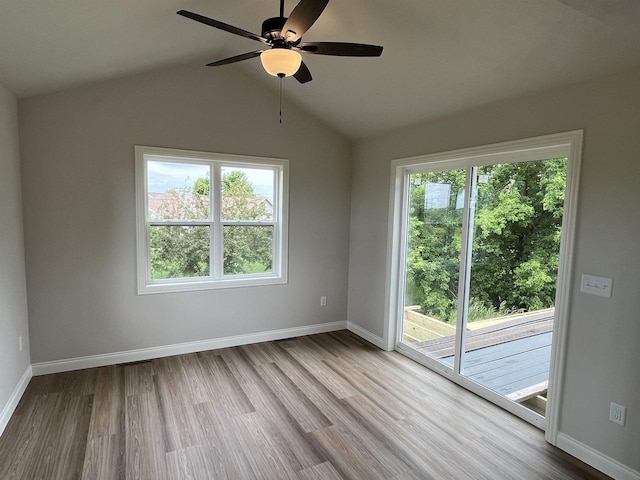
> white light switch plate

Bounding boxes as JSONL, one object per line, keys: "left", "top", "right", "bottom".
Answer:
{"left": 580, "top": 274, "right": 613, "bottom": 298}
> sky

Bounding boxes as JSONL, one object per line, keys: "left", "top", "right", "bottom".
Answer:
{"left": 147, "top": 160, "right": 274, "bottom": 197}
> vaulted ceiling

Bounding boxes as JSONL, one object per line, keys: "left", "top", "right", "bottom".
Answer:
{"left": 2, "top": 0, "right": 640, "bottom": 138}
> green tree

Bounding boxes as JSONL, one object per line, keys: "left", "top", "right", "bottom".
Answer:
{"left": 406, "top": 158, "right": 567, "bottom": 323}
{"left": 194, "top": 177, "right": 210, "bottom": 196}
{"left": 149, "top": 178, "right": 209, "bottom": 279}
{"left": 405, "top": 169, "right": 465, "bottom": 321}
{"left": 150, "top": 171, "right": 273, "bottom": 279}
{"left": 221, "top": 170, "right": 272, "bottom": 275}
{"left": 470, "top": 159, "right": 566, "bottom": 312}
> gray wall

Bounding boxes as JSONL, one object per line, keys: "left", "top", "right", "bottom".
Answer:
{"left": 0, "top": 81, "right": 30, "bottom": 411}
{"left": 19, "top": 62, "right": 352, "bottom": 363}
{"left": 348, "top": 69, "right": 640, "bottom": 471}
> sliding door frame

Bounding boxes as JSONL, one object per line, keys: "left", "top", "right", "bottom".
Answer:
{"left": 383, "top": 130, "right": 583, "bottom": 442}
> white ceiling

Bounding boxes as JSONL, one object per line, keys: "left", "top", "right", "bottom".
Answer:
{"left": 2, "top": 0, "right": 640, "bottom": 138}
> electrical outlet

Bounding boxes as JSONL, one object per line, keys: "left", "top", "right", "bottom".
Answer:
{"left": 609, "top": 402, "right": 626, "bottom": 426}
{"left": 320, "top": 296, "right": 327, "bottom": 306}
{"left": 19, "top": 335, "right": 23, "bottom": 352}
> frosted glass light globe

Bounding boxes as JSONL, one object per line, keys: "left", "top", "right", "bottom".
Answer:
{"left": 260, "top": 49, "right": 302, "bottom": 77}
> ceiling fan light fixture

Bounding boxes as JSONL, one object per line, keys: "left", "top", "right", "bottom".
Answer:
{"left": 260, "top": 48, "right": 302, "bottom": 77}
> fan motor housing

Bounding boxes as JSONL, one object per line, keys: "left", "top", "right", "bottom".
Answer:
{"left": 262, "top": 16, "right": 301, "bottom": 45}
{"left": 262, "top": 17, "right": 287, "bottom": 41}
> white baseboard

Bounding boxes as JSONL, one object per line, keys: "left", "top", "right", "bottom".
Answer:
{"left": 347, "top": 321, "right": 385, "bottom": 349}
{"left": 556, "top": 432, "right": 640, "bottom": 480}
{"left": 0, "top": 365, "right": 32, "bottom": 437}
{"left": 32, "top": 321, "right": 347, "bottom": 376}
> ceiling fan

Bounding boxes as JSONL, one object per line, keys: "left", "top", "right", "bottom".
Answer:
{"left": 177, "top": 0, "right": 383, "bottom": 84}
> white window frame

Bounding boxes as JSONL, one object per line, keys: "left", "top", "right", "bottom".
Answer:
{"left": 135, "top": 145, "right": 289, "bottom": 295}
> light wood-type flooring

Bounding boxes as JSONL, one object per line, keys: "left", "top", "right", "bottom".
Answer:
{"left": 0, "top": 330, "right": 611, "bottom": 479}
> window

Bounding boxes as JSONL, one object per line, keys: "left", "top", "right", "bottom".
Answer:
{"left": 135, "top": 146, "right": 289, "bottom": 294}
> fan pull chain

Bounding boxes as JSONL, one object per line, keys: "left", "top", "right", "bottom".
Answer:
{"left": 278, "top": 73, "right": 284, "bottom": 124}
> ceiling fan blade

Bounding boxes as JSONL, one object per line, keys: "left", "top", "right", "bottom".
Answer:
{"left": 299, "top": 42, "right": 383, "bottom": 56}
{"left": 281, "top": 0, "right": 329, "bottom": 43}
{"left": 206, "top": 51, "right": 263, "bottom": 67}
{"left": 294, "top": 61, "right": 312, "bottom": 83}
{"left": 177, "top": 10, "right": 268, "bottom": 44}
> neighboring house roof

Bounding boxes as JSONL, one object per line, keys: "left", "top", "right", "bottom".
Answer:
{"left": 148, "top": 192, "right": 273, "bottom": 220}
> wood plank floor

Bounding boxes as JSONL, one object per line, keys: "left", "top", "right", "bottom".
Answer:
{"left": 0, "top": 330, "right": 610, "bottom": 479}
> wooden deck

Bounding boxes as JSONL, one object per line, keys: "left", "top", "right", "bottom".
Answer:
{"left": 410, "top": 312, "right": 553, "bottom": 401}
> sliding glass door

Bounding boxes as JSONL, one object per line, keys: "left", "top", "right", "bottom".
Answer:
{"left": 398, "top": 155, "right": 568, "bottom": 424}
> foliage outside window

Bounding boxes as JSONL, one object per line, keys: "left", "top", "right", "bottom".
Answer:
{"left": 405, "top": 158, "right": 567, "bottom": 324}
{"left": 135, "top": 146, "right": 288, "bottom": 294}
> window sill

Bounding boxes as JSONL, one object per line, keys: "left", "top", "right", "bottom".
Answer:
{"left": 137, "top": 274, "right": 287, "bottom": 295}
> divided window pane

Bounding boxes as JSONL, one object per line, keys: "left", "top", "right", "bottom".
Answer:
{"left": 221, "top": 166, "right": 274, "bottom": 221}
{"left": 147, "top": 160, "right": 210, "bottom": 221}
{"left": 150, "top": 226, "right": 210, "bottom": 279}
{"left": 223, "top": 225, "right": 274, "bottom": 275}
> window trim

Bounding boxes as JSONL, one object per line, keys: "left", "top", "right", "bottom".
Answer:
{"left": 135, "top": 145, "right": 289, "bottom": 295}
